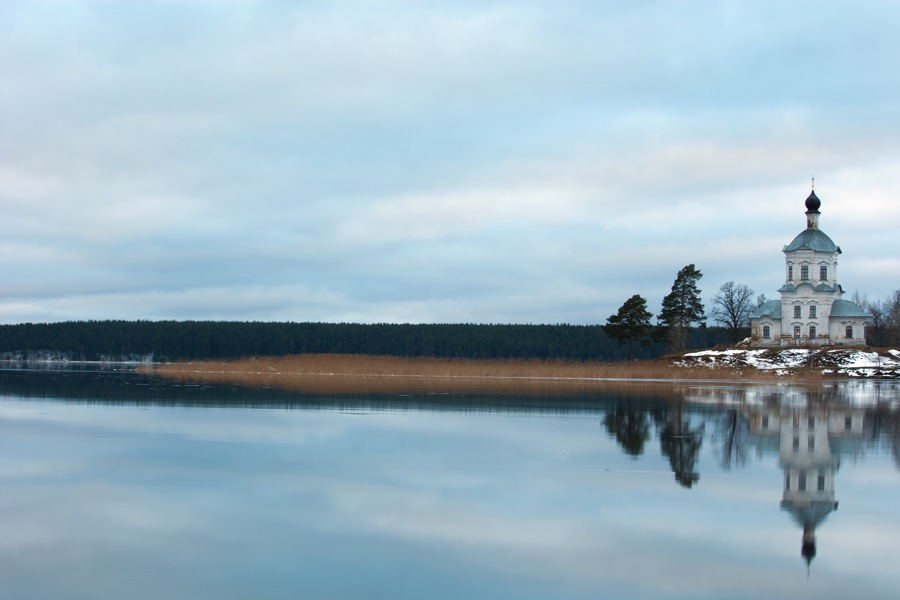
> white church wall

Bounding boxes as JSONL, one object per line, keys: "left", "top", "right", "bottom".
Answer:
{"left": 828, "top": 318, "right": 866, "bottom": 346}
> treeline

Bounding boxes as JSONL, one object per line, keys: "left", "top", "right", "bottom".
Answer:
{"left": 0, "top": 320, "right": 733, "bottom": 363}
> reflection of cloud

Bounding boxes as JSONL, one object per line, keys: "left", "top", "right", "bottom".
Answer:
{"left": 3, "top": 387, "right": 900, "bottom": 598}
{"left": 328, "top": 482, "right": 580, "bottom": 548}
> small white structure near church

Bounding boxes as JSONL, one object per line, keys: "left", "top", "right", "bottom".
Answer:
{"left": 750, "top": 188, "right": 868, "bottom": 347}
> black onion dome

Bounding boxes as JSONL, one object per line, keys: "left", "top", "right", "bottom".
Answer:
{"left": 802, "top": 540, "right": 817, "bottom": 565}
{"left": 805, "top": 190, "right": 821, "bottom": 212}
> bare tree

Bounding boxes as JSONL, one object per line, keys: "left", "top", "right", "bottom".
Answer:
{"left": 861, "top": 290, "right": 900, "bottom": 347}
{"left": 710, "top": 281, "right": 755, "bottom": 344}
{"left": 754, "top": 294, "right": 768, "bottom": 310}
{"left": 886, "top": 290, "right": 900, "bottom": 347}
{"left": 866, "top": 298, "right": 888, "bottom": 347}
{"left": 852, "top": 291, "right": 879, "bottom": 346}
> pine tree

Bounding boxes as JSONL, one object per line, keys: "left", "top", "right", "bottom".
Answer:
{"left": 603, "top": 294, "right": 653, "bottom": 360}
{"left": 658, "top": 264, "right": 705, "bottom": 352}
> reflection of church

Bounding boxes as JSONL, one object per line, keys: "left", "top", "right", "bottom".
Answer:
{"left": 748, "top": 404, "right": 865, "bottom": 567}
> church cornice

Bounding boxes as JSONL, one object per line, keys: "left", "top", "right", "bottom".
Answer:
{"left": 778, "top": 282, "right": 840, "bottom": 293}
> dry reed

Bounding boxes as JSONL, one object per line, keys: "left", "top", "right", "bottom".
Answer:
{"left": 136, "top": 353, "right": 821, "bottom": 397}
{"left": 141, "top": 353, "right": 788, "bottom": 380}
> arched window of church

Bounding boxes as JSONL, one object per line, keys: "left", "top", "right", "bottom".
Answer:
{"left": 801, "top": 265, "right": 809, "bottom": 280}
{"left": 809, "top": 325, "right": 816, "bottom": 338}
{"left": 762, "top": 325, "right": 770, "bottom": 339}
{"left": 809, "top": 305, "right": 816, "bottom": 318}
{"left": 793, "top": 326, "right": 801, "bottom": 338}
{"left": 793, "top": 305, "right": 801, "bottom": 318}
{"left": 820, "top": 265, "right": 827, "bottom": 280}
{"left": 846, "top": 326, "right": 853, "bottom": 339}
{"left": 788, "top": 266, "right": 793, "bottom": 280}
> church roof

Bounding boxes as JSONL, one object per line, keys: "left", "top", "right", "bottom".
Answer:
{"left": 780, "top": 500, "right": 837, "bottom": 529}
{"left": 828, "top": 435, "right": 866, "bottom": 455}
{"left": 751, "top": 299, "right": 782, "bottom": 319}
{"left": 783, "top": 229, "right": 841, "bottom": 253}
{"left": 829, "top": 299, "right": 868, "bottom": 318}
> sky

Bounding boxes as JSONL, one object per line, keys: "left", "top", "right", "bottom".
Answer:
{"left": 2, "top": 1, "right": 900, "bottom": 325}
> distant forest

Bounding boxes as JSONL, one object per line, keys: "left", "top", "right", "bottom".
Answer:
{"left": 0, "top": 321, "right": 735, "bottom": 362}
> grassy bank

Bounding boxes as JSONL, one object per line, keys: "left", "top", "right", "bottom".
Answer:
{"left": 140, "top": 353, "right": 789, "bottom": 380}
{"left": 136, "top": 353, "right": 810, "bottom": 396}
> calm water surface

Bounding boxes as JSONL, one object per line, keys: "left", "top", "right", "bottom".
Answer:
{"left": 2, "top": 368, "right": 899, "bottom": 599}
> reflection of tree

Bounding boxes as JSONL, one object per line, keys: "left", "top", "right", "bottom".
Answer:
{"left": 603, "top": 401, "right": 650, "bottom": 458}
{"left": 886, "top": 412, "right": 900, "bottom": 473}
{"left": 862, "top": 408, "right": 900, "bottom": 472}
{"left": 894, "top": 435, "right": 900, "bottom": 472}
{"left": 715, "top": 409, "right": 749, "bottom": 470}
{"left": 658, "top": 405, "right": 705, "bottom": 488}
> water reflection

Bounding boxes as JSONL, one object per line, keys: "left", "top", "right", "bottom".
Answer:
{"left": 714, "top": 408, "right": 750, "bottom": 469}
{"left": 2, "top": 368, "right": 900, "bottom": 598}
{"left": 599, "top": 383, "right": 899, "bottom": 571}
{"left": 601, "top": 397, "right": 651, "bottom": 457}
{"left": 748, "top": 404, "right": 859, "bottom": 570}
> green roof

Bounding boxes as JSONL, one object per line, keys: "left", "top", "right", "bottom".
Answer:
{"left": 783, "top": 229, "right": 840, "bottom": 253}
{"left": 829, "top": 299, "right": 868, "bottom": 318}
{"left": 751, "top": 300, "right": 782, "bottom": 319}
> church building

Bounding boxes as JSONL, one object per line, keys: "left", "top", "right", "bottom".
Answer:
{"left": 750, "top": 187, "right": 868, "bottom": 347}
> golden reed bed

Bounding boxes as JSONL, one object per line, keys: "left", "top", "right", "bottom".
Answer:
{"left": 137, "top": 353, "right": 808, "bottom": 397}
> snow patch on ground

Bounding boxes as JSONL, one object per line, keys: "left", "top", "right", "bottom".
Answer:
{"left": 675, "top": 348, "right": 900, "bottom": 377}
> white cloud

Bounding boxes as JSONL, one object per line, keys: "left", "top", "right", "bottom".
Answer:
{"left": 1, "top": 1, "right": 899, "bottom": 323}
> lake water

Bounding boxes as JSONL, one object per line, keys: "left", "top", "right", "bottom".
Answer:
{"left": 2, "top": 368, "right": 899, "bottom": 599}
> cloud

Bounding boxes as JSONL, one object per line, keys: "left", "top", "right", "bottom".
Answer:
{"left": 1, "top": 1, "right": 899, "bottom": 323}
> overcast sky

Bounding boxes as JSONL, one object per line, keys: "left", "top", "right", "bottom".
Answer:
{"left": 2, "top": 1, "right": 899, "bottom": 325}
